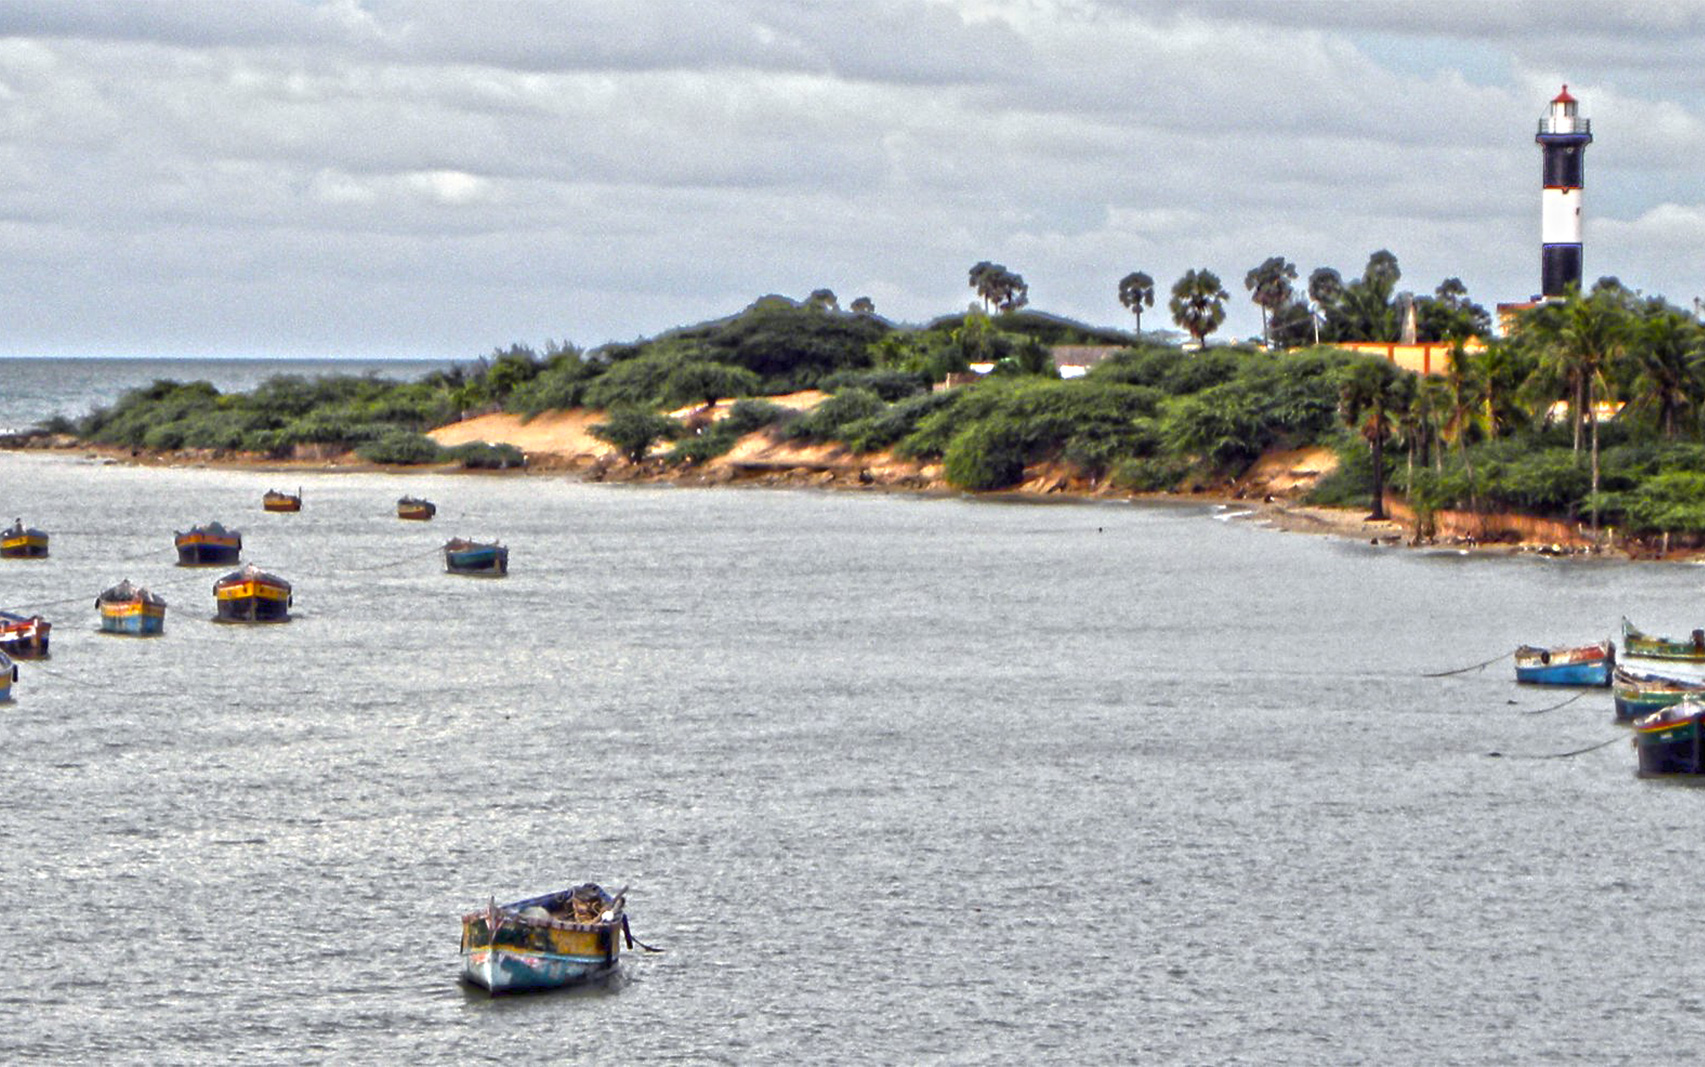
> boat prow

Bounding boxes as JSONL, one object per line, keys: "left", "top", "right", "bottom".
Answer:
{"left": 459, "top": 883, "right": 630, "bottom": 994}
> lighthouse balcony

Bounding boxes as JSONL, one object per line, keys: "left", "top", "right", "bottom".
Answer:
{"left": 1537, "top": 117, "right": 1591, "bottom": 136}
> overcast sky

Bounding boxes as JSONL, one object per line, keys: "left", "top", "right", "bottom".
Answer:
{"left": 2, "top": 0, "right": 1703, "bottom": 359}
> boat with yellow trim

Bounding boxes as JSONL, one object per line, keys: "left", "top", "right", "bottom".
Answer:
{"left": 460, "top": 884, "right": 630, "bottom": 994}
{"left": 96, "top": 579, "right": 167, "bottom": 636}
{"left": 262, "top": 489, "right": 301, "bottom": 513}
{"left": 1633, "top": 699, "right": 1705, "bottom": 776}
{"left": 397, "top": 496, "right": 437, "bottom": 521}
{"left": 175, "top": 521, "right": 242, "bottom": 566}
{"left": 1, "top": 519, "right": 48, "bottom": 559}
{"left": 0, "top": 649, "right": 16, "bottom": 702}
{"left": 0, "top": 610, "right": 50, "bottom": 659}
{"left": 213, "top": 563, "right": 292, "bottom": 622}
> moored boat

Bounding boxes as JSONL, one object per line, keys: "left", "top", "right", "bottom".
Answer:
{"left": 0, "top": 610, "right": 51, "bottom": 659}
{"left": 1621, "top": 617, "right": 1705, "bottom": 662}
{"left": 1514, "top": 639, "right": 1614, "bottom": 686}
{"left": 175, "top": 521, "right": 242, "bottom": 566}
{"left": 213, "top": 563, "right": 293, "bottom": 622}
{"left": 1613, "top": 666, "right": 1705, "bottom": 722}
{"left": 262, "top": 489, "right": 302, "bottom": 513}
{"left": 0, "top": 649, "right": 16, "bottom": 701}
{"left": 397, "top": 496, "right": 437, "bottom": 521}
{"left": 444, "top": 537, "right": 508, "bottom": 576}
{"left": 1633, "top": 699, "right": 1705, "bottom": 776}
{"left": 1, "top": 518, "right": 49, "bottom": 558}
{"left": 96, "top": 579, "right": 167, "bottom": 636}
{"left": 460, "top": 884, "right": 627, "bottom": 994}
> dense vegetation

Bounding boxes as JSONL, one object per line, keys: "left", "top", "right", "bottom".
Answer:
{"left": 49, "top": 269, "right": 1705, "bottom": 546}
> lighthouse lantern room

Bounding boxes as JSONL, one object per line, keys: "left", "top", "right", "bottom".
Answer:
{"left": 1535, "top": 85, "right": 1592, "bottom": 298}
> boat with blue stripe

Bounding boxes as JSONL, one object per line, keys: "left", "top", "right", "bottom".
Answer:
{"left": 1514, "top": 639, "right": 1613, "bottom": 686}
{"left": 443, "top": 537, "right": 508, "bottom": 577}
{"left": 97, "top": 580, "right": 167, "bottom": 636}
{"left": 460, "top": 884, "right": 629, "bottom": 994}
{"left": 0, "top": 649, "right": 16, "bottom": 701}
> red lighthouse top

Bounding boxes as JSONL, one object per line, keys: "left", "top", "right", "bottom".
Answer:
{"left": 1552, "top": 84, "right": 1576, "bottom": 105}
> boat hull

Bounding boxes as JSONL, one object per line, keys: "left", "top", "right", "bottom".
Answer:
{"left": 262, "top": 493, "right": 301, "bottom": 513}
{"left": 214, "top": 571, "right": 292, "bottom": 622}
{"left": 1516, "top": 660, "right": 1613, "bottom": 686}
{"left": 1621, "top": 620, "right": 1705, "bottom": 662}
{"left": 460, "top": 946, "right": 617, "bottom": 993}
{"left": 1635, "top": 712, "right": 1705, "bottom": 776}
{"left": 175, "top": 536, "right": 242, "bottom": 566}
{"left": 0, "top": 534, "right": 48, "bottom": 558}
{"left": 0, "top": 653, "right": 14, "bottom": 701}
{"left": 445, "top": 546, "right": 507, "bottom": 576}
{"left": 100, "top": 602, "right": 166, "bottom": 636}
{"left": 398, "top": 500, "right": 436, "bottom": 521}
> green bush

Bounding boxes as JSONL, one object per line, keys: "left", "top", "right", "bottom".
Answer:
{"left": 444, "top": 441, "right": 526, "bottom": 469}
{"left": 357, "top": 431, "right": 444, "bottom": 465}
{"left": 943, "top": 422, "right": 1029, "bottom": 490}
{"left": 590, "top": 406, "right": 680, "bottom": 463}
{"left": 1110, "top": 455, "right": 1192, "bottom": 492}
{"left": 787, "top": 388, "right": 888, "bottom": 442}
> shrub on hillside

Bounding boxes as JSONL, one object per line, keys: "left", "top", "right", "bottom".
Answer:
{"left": 357, "top": 431, "right": 444, "bottom": 465}
{"left": 444, "top": 441, "right": 525, "bottom": 469}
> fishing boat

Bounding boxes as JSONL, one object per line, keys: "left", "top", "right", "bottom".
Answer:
{"left": 1633, "top": 699, "right": 1705, "bottom": 776}
{"left": 175, "top": 521, "right": 242, "bottom": 566}
{"left": 213, "top": 563, "right": 293, "bottom": 622}
{"left": 0, "top": 610, "right": 50, "bottom": 659}
{"left": 0, "top": 649, "right": 16, "bottom": 701}
{"left": 444, "top": 537, "right": 508, "bottom": 576}
{"left": 1621, "top": 617, "right": 1705, "bottom": 662}
{"left": 0, "top": 519, "right": 48, "bottom": 558}
{"left": 397, "top": 496, "right": 437, "bottom": 521}
{"left": 1514, "top": 639, "right": 1614, "bottom": 686}
{"left": 262, "top": 489, "right": 302, "bottom": 513}
{"left": 1613, "top": 666, "right": 1705, "bottom": 722}
{"left": 96, "top": 579, "right": 167, "bottom": 636}
{"left": 460, "top": 884, "right": 628, "bottom": 994}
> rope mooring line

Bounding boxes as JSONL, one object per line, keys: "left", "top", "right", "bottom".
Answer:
{"left": 1487, "top": 736, "right": 1623, "bottom": 760}
{"left": 1521, "top": 691, "right": 1589, "bottom": 715}
{"left": 1424, "top": 650, "right": 1512, "bottom": 678}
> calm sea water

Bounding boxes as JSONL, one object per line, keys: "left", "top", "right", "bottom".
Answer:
{"left": 0, "top": 356, "right": 460, "bottom": 434}
{"left": 0, "top": 443, "right": 1701, "bottom": 1064}
{"left": 2, "top": 357, "right": 1703, "bottom": 1062}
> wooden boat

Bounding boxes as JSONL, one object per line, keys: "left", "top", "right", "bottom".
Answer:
{"left": 175, "top": 521, "right": 242, "bottom": 566}
{"left": 1613, "top": 666, "right": 1705, "bottom": 722}
{"left": 397, "top": 496, "right": 437, "bottom": 521}
{"left": 262, "top": 489, "right": 302, "bottom": 513}
{"left": 96, "top": 579, "right": 166, "bottom": 636}
{"left": 1514, "top": 639, "right": 1614, "bottom": 686}
{"left": 1633, "top": 699, "right": 1705, "bottom": 776}
{"left": 1621, "top": 617, "right": 1705, "bottom": 662}
{"left": 444, "top": 537, "right": 508, "bottom": 576}
{"left": 213, "top": 563, "right": 292, "bottom": 622}
{"left": 0, "top": 610, "right": 50, "bottom": 659}
{"left": 0, "top": 649, "right": 16, "bottom": 702}
{"left": 0, "top": 518, "right": 48, "bottom": 558}
{"left": 460, "top": 884, "right": 626, "bottom": 994}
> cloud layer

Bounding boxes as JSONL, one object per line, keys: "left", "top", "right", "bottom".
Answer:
{"left": 0, "top": 0, "right": 1701, "bottom": 357}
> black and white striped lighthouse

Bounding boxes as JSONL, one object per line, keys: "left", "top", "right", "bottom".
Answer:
{"left": 1535, "top": 85, "right": 1592, "bottom": 297}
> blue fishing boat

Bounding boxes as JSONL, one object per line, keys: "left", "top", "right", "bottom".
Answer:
{"left": 1514, "top": 639, "right": 1614, "bottom": 686}
{"left": 1613, "top": 666, "right": 1705, "bottom": 722}
{"left": 444, "top": 537, "right": 508, "bottom": 577}
{"left": 96, "top": 580, "right": 167, "bottom": 636}
{"left": 1634, "top": 699, "right": 1705, "bottom": 777}
{"left": 460, "top": 884, "right": 627, "bottom": 994}
{"left": 0, "top": 649, "right": 15, "bottom": 701}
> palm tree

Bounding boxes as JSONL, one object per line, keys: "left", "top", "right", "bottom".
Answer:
{"left": 1441, "top": 342, "right": 1488, "bottom": 517}
{"left": 1339, "top": 357, "right": 1402, "bottom": 519}
{"left": 1169, "top": 269, "right": 1229, "bottom": 349}
{"left": 1625, "top": 307, "right": 1705, "bottom": 439}
{"left": 1118, "top": 271, "right": 1155, "bottom": 335}
{"left": 1536, "top": 288, "right": 1634, "bottom": 537}
{"left": 1244, "top": 256, "right": 1298, "bottom": 350}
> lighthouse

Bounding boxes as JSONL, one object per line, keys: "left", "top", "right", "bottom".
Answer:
{"left": 1535, "top": 85, "right": 1592, "bottom": 297}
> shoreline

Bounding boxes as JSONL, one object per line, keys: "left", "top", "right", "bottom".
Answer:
{"left": 0, "top": 426, "right": 1654, "bottom": 562}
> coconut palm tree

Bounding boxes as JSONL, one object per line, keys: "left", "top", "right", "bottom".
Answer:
{"left": 1624, "top": 306, "right": 1705, "bottom": 439}
{"left": 1169, "top": 269, "right": 1229, "bottom": 349}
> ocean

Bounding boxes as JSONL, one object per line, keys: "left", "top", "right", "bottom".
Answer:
{"left": 0, "top": 359, "right": 1700, "bottom": 1064}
